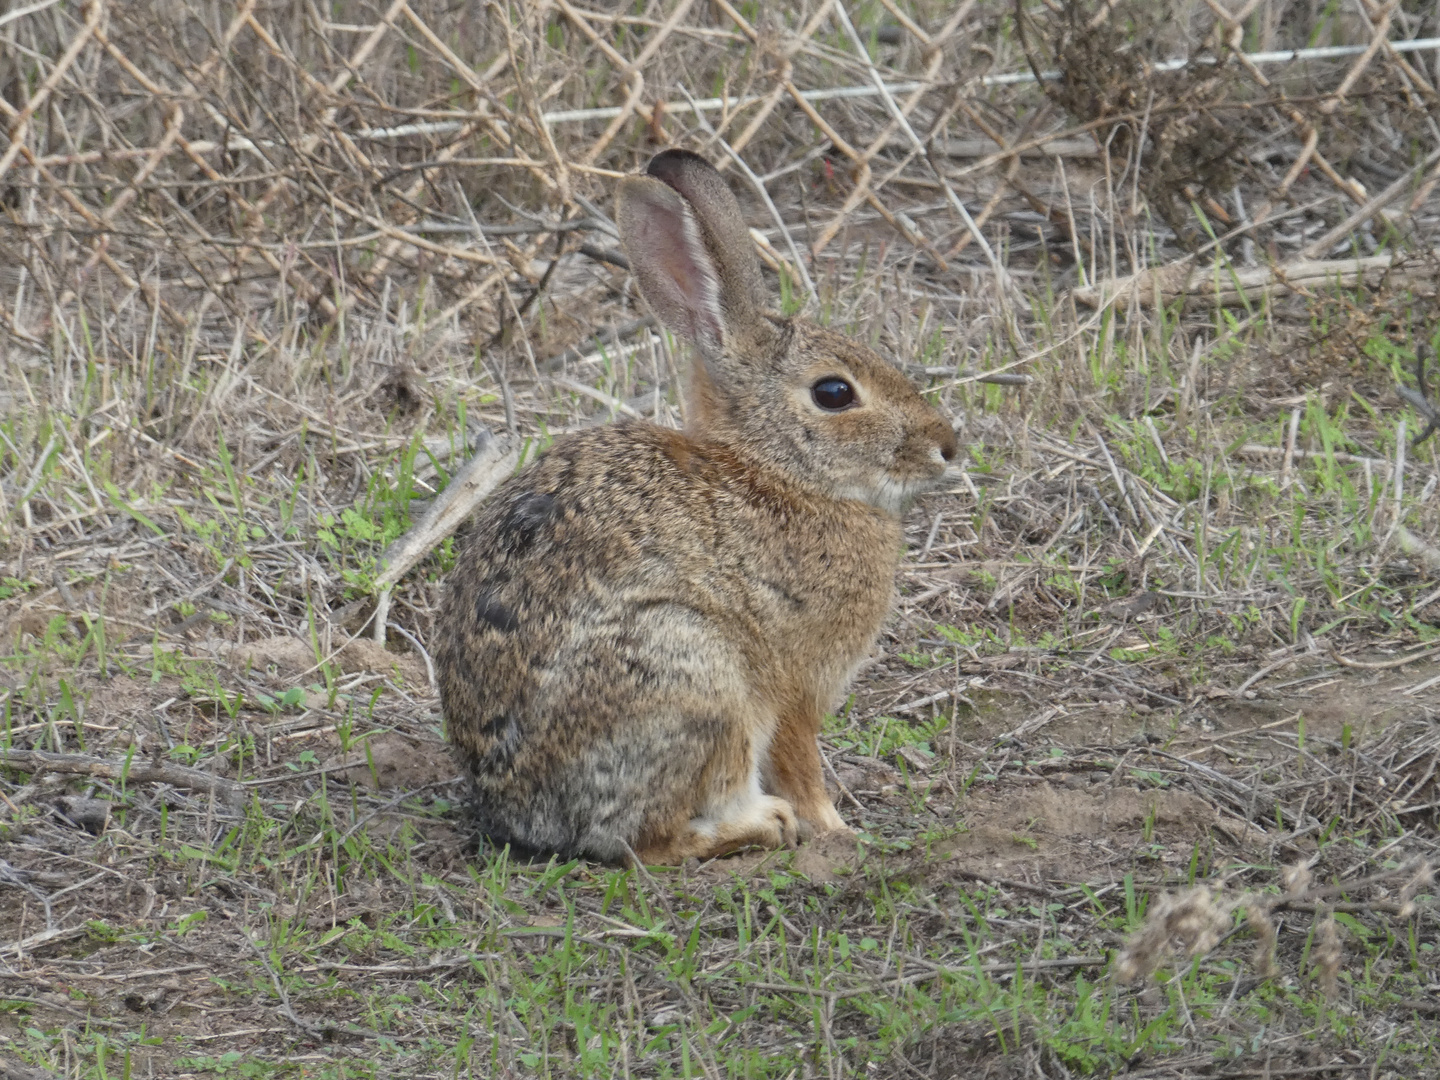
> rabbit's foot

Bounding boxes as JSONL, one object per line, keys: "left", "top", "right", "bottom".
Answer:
{"left": 723, "top": 794, "right": 800, "bottom": 851}
{"left": 634, "top": 794, "right": 799, "bottom": 865}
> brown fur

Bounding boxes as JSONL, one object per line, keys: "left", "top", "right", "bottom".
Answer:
{"left": 436, "top": 150, "right": 956, "bottom": 864}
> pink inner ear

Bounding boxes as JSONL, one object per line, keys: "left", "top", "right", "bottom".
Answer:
{"left": 645, "top": 223, "right": 710, "bottom": 309}
{"left": 624, "top": 188, "right": 724, "bottom": 351}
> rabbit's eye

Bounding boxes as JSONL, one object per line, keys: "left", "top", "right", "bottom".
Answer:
{"left": 811, "top": 378, "right": 856, "bottom": 411}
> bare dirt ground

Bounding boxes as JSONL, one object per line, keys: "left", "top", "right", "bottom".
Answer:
{"left": 2, "top": 1, "right": 1439, "bottom": 1077}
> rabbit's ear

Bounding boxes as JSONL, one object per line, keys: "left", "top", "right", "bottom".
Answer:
{"left": 617, "top": 150, "right": 769, "bottom": 358}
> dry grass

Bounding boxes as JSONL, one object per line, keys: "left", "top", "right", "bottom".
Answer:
{"left": 2, "top": 1, "right": 1439, "bottom": 1077}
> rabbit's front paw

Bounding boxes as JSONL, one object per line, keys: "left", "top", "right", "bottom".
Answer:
{"left": 757, "top": 795, "right": 801, "bottom": 848}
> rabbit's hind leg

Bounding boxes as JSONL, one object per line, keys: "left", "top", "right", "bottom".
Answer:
{"left": 764, "top": 701, "right": 848, "bottom": 838}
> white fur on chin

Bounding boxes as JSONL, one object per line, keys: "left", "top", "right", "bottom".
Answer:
{"left": 833, "top": 471, "right": 944, "bottom": 516}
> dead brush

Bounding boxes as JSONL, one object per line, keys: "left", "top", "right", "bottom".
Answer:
{"left": 1115, "top": 858, "right": 1434, "bottom": 997}
{"left": 1016, "top": 0, "right": 1247, "bottom": 245}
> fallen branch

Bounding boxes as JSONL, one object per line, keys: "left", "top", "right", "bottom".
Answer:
{"left": 1072, "top": 251, "right": 1440, "bottom": 309}
{"left": 1234, "top": 444, "right": 1389, "bottom": 468}
{"left": 897, "top": 136, "right": 1099, "bottom": 159}
{"left": 0, "top": 749, "right": 245, "bottom": 810}
{"left": 923, "top": 366, "right": 1032, "bottom": 386}
{"left": 1331, "top": 645, "right": 1440, "bottom": 670}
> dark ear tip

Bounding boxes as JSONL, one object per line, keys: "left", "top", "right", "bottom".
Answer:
{"left": 646, "top": 148, "right": 715, "bottom": 185}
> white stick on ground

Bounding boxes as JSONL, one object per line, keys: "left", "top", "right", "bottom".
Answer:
{"left": 1384, "top": 419, "right": 1407, "bottom": 547}
{"left": 371, "top": 429, "right": 521, "bottom": 643}
{"left": 1280, "top": 409, "right": 1302, "bottom": 489}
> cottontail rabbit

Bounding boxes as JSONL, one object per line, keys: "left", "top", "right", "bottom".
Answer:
{"left": 436, "top": 149, "right": 956, "bottom": 864}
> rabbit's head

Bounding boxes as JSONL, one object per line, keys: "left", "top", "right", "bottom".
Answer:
{"left": 617, "top": 149, "right": 957, "bottom": 517}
